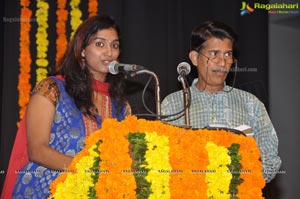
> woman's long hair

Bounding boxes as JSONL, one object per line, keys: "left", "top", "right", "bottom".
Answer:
{"left": 59, "top": 14, "right": 126, "bottom": 118}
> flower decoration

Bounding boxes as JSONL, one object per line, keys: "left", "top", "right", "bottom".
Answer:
{"left": 69, "top": 0, "right": 82, "bottom": 39}
{"left": 94, "top": 120, "right": 137, "bottom": 198}
{"left": 88, "top": 0, "right": 98, "bottom": 17}
{"left": 237, "top": 137, "right": 266, "bottom": 199}
{"left": 205, "top": 142, "right": 232, "bottom": 198}
{"left": 35, "top": 0, "right": 49, "bottom": 83}
{"left": 143, "top": 132, "right": 172, "bottom": 199}
{"left": 227, "top": 143, "right": 243, "bottom": 197}
{"left": 49, "top": 116, "right": 265, "bottom": 198}
{"left": 18, "top": 0, "right": 32, "bottom": 123}
{"left": 55, "top": 0, "right": 68, "bottom": 71}
{"left": 128, "top": 133, "right": 152, "bottom": 198}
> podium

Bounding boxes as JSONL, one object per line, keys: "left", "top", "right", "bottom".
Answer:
{"left": 48, "top": 116, "right": 265, "bottom": 199}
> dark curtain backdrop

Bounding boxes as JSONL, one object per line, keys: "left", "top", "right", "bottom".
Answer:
{"left": 1, "top": 0, "right": 273, "bottom": 197}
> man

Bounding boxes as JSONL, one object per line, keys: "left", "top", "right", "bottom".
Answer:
{"left": 161, "top": 20, "right": 281, "bottom": 183}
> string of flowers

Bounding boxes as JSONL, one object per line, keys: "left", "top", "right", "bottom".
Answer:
{"left": 143, "top": 132, "right": 172, "bottom": 199}
{"left": 55, "top": 0, "right": 68, "bottom": 71}
{"left": 128, "top": 133, "right": 152, "bottom": 198}
{"left": 87, "top": 140, "right": 102, "bottom": 197}
{"left": 48, "top": 142, "right": 100, "bottom": 199}
{"left": 49, "top": 116, "right": 265, "bottom": 198}
{"left": 18, "top": 0, "right": 32, "bottom": 124}
{"left": 69, "top": 0, "right": 82, "bottom": 39}
{"left": 94, "top": 119, "right": 137, "bottom": 198}
{"left": 168, "top": 128, "right": 208, "bottom": 197}
{"left": 35, "top": 0, "right": 49, "bottom": 83}
{"left": 237, "top": 138, "right": 265, "bottom": 199}
{"left": 227, "top": 143, "right": 243, "bottom": 198}
{"left": 88, "top": 0, "right": 98, "bottom": 17}
{"left": 205, "top": 142, "right": 232, "bottom": 198}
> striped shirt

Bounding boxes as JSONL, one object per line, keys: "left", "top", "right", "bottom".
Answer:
{"left": 161, "top": 78, "right": 281, "bottom": 182}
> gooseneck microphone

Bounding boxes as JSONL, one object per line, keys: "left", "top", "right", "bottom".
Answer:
{"left": 108, "top": 60, "right": 145, "bottom": 74}
{"left": 108, "top": 60, "right": 161, "bottom": 119}
{"left": 177, "top": 62, "right": 191, "bottom": 128}
{"left": 177, "top": 62, "right": 191, "bottom": 76}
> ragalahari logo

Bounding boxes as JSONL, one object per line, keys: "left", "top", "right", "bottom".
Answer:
{"left": 240, "top": 2, "right": 254, "bottom": 16}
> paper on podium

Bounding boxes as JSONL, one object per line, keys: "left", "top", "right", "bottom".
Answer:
{"left": 205, "top": 124, "right": 245, "bottom": 135}
{"left": 234, "top": 125, "right": 253, "bottom": 137}
{"left": 204, "top": 124, "right": 253, "bottom": 136}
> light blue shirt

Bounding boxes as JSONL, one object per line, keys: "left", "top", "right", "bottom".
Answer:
{"left": 161, "top": 78, "right": 281, "bottom": 182}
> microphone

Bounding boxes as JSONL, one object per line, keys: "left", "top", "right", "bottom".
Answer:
{"left": 177, "top": 62, "right": 191, "bottom": 76}
{"left": 177, "top": 62, "right": 191, "bottom": 127}
{"left": 108, "top": 60, "right": 144, "bottom": 75}
{"left": 177, "top": 62, "right": 191, "bottom": 81}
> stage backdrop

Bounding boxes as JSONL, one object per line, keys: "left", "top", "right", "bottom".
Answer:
{"left": 1, "top": 0, "right": 275, "bottom": 197}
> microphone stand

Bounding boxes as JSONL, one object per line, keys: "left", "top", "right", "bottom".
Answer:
{"left": 178, "top": 75, "right": 190, "bottom": 128}
{"left": 132, "top": 70, "right": 161, "bottom": 120}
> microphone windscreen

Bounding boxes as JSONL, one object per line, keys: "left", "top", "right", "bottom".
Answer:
{"left": 108, "top": 60, "right": 119, "bottom": 74}
{"left": 177, "top": 62, "right": 191, "bottom": 75}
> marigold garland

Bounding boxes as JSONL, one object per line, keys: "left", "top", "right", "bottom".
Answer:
{"left": 94, "top": 121, "right": 137, "bottom": 198}
{"left": 88, "top": 140, "right": 102, "bottom": 197}
{"left": 49, "top": 116, "right": 265, "bottom": 198}
{"left": 50, "top": 145, "right": 97, "bottom": 198}
{"left": 70, "top": 0, "right": 83, "bottom": 39}
{"left": 18, "top": 0, "right": 32, "bottom": 123}
{"left": 227, "top": 143, "right": 243, "bottom": 197}
{"left": 21, "top": 0, "right": 30, "bottom": 6}
{"left": 49, "top": 142, "right": 102, "bottom": 199}
{"left": 143, "top": 132, "right": 172, "bottom": 199}
{"left": 128, "top": 133, "right": 152, "bottom": 198}
{"left": 88, "top": 0, "right": 98, "bottom": 17}
{"left": 205, "top": 142, "right": 232, "bottom": 198}
{"left": 35, "top": 0, "right": 49, "bottom": 83}
{"left": 237, "top": 138, "right": 266, "bottom": 199}
{"left": 55, "top": 0, "right": 68, "bottom": 71}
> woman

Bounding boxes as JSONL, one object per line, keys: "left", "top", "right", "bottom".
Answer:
{"left": 2, "top": 14, "right": 131, "bottom": 198}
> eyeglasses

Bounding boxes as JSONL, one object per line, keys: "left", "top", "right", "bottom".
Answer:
{"left": 198, "top": 50, "right": 235, "bottom": 65}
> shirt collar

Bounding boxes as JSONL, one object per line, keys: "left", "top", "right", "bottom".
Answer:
{"left": 191, "top": 78, "right": 232, "bottom": 95}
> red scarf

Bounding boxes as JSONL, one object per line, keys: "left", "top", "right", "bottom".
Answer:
{"left": 1, "top": 119, "right": 28, "bottom": 199}
{"left": 92, "top": 79, "right": 109, "bottom": 95}
{"left": 57, "top": 75, "right": 109, "bottom": 95}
